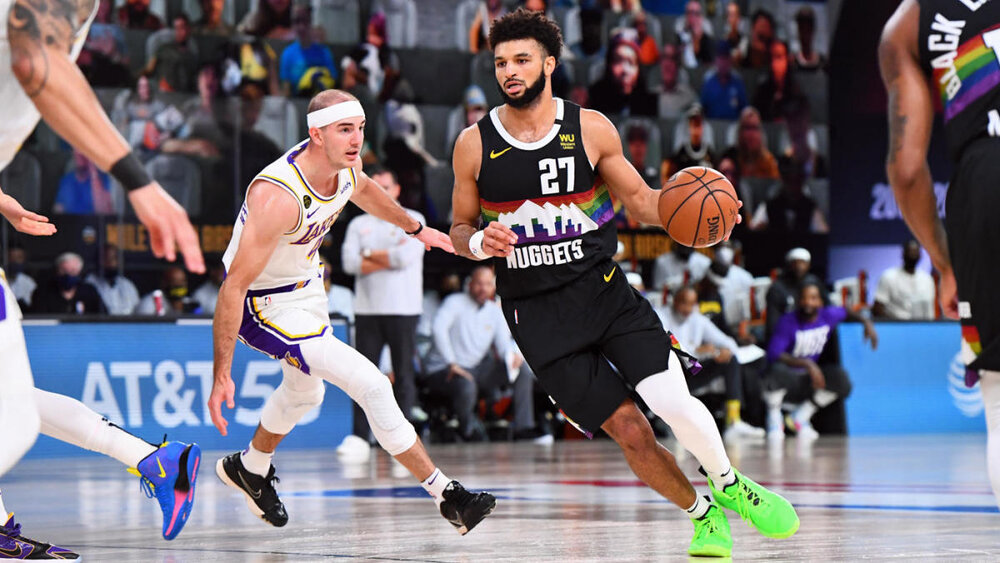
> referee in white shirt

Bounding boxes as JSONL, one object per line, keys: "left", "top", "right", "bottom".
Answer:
{"left": 342, "top": 166, "right": 426, "bottom": 439}
{"left": 422, "top": 266, "right": 540, "bottom": 442}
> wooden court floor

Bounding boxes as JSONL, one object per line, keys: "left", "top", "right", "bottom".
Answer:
{"left": 2, "top": 434, "right": 998, "bottom": 561}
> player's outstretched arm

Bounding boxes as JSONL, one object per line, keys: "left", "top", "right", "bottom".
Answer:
{"left": 879, "top": 0, "right": 956, "bottom": 318}
{"left": 581, "top": 109, "right": 663, "bottom": 227}
{"left": 350, "top": 169, "right": 455, "bottom": 253}
{"left": 7, "top": 0, "right": 204, "bottom": 273}
{"left": 450, "top": 125, "right": 517, "bottom": 260}
{"left": 209, "top": 181, "right": 296, "bottom": 436}
{"left": 0, "top": 185, "right": 55, "bottom": 236}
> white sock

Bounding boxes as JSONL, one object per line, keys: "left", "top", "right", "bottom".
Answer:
{"left": 241, "top": 444, "right": 274, "bottom": 477}
{"left": 685, "top": 495, "right": 711, "bottom": 519}
{"left": 766, "top": 406, "right": 784, "bottom": 433}
{"left": 420, "top": 468, "right": 450, "bottom": 507}
{"left": 707, "top": 465, "right": 737, "bottom": 489}
{"left": 813, "top": 388, "right": 838, "bottom": 408}
{"left": 35, "top": 389, "right": 156, "bottom": 467}
{"left": 794, "top": 401, "right": 818, "bottom": 424}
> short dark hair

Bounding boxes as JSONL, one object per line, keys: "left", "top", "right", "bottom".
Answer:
{"left": 488, "top": 7, "right": 563, "bottom": 63}
{"left": 366, "top": 165, "right": 399, "bottom": 186}
{"left": 797, "top": 280, "right": 824, "bottom": 299}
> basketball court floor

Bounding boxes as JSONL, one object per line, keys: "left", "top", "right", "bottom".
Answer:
{"left": 3, "top": 434, "right": 997, "bottom": 561}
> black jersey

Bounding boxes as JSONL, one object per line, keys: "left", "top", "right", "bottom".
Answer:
{"left": 917, "top": 0, "right": 1000, "bottom": 162}
{"left": 476, "top": 99, "right": 619, "bottom": 299}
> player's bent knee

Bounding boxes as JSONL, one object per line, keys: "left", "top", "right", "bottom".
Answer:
{"left": 260, "top": 378, "right": 325, "bottom": 435}
{"left": 603, "top": 407, "right": 654, "bottom": 451}
{"left": 355, "top": 375, "right": 416, "bottom": 455}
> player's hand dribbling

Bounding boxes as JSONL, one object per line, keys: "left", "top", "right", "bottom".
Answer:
{"left": 482, "top": 221, "right": 518, "bottom": 257}
{"left": 0, "top": 193, "right": 56, "bottom": 236}
{"left": 208, "top": 375, "right": 236, "bottom": 436}
{"left": 416, "top": 225, "right": 456, "bottom": 253}
{"left": 128, "top": 182, "right": 206, "bottom": 274}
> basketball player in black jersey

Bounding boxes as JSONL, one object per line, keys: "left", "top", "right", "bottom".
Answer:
{"left": 450, "top": 9, "right": 799, "bottom": 557}
{"left": 881, "top": 0, "right": 1000, "bottom": 508}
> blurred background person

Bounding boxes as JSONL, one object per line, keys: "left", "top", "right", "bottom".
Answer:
{"left": 588, "top": 33, "right": 656, "bottom": 117}
{"left": 732, "top": 106, "right": 779, "bottom": 180}
{"left": 766, "top": 248, "right": 826, "bottom": 340}
{"left": 423, "top": 267, "right": 545, "bottom": 443}
{"left": 469, "top": 0, "right": 508, "bottom": 53}
{"left": 142, "top": 13, "right": 198, "bottom": 93}
{"left": 753, "top": 40, "right": 803, "bottom": 122}
{"left": 792, "top": 6, "right": 826, "bottom": 72}
{"left": 86, "top": 244, "right": 140, "bottom": 315}
{"left": 117, "top": 0, "right": 163, "bottom": 30}
{"left": 700, "top": 41, "right": 747, "bottom": 120}
{"left": 764, "top": 282, "right": 876, "bottom": 440}
{"left": 661, "top": 103, "right": 714, "bottom": 179}
{"left": 194, "top": 0, "right": 232, "bottom": 36}
{"left": 676, "top": 0, "right": 713, "bottom": 69}
{"left": 5, "top": 245, "right": 36, "bottom": 310}
{"left": 653, "top": 243, "right": 711, "bottom": 292}
{"left": 657, "top": 43, "right": 697, "bottom": 120}
{"left": 872, "top": 240, "right": 936, "bottom": 320}
{"left": 740, "top": 9, "right": 775, "bottom": 69}
{"left": 340, "top": 167, "right": 427, "bottom": 458}
{"left": 280, "top": 4, "right": 337, "bottom": 97}
{"left": 32, "top": 253, "right": 106, "bottom": 315}
{"left": 658, "top": 286, "right": 764, "bottom": 441}
{"left": 192, "top": 263, "right": 226, "bottom": 315}
{"left": 238, "top": 0, "right": 293, "bottom": 39}
{"left": 53, "top": 150, "right": 115, "bottom": 215}
{"left": 136, "top": 266, "right": 200, "bottom": 316}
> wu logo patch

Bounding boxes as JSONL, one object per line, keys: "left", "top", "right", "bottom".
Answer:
{"left": 303, "top": 194, "right": 312, "bottom": 209}
{"left": 559, "top": 133, "right": 575, "bottom": 150}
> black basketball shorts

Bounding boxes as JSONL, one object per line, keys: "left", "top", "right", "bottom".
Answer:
{"left": 501, "top": 259, "right": 678, "bottom": 436}
{"left": 945, "top": 138, "right": 1000, "bottom": 374}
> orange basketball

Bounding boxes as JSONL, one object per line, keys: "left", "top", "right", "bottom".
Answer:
{"left": 658, "top": 166, "right": 739, "bottom": 248}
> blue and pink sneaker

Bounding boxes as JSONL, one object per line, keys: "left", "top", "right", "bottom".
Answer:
{"left": 133, "top": 441, "right": 201, "bottom": 540}
{"left": 0, "top": 513, "right": 79, "bottom": 560}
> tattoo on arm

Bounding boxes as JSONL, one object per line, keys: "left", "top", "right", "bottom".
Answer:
{"left": 7, "top": 0, "right": 88, "bottom": 97}
{"left": 887, "top": 87, "right": 909, "bottom": 165}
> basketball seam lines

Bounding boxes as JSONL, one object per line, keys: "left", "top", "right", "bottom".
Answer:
{"left": 691, "top": 185, "right": 710, "bottom": 246}
{"left": 661, "top": 167, "right": 708, "bottom": 194}
{"left": 665, "top": 181, "right": 709, "bottom": 233}
{"left": 707, "top": 190, "right": 727, "bottom": 244}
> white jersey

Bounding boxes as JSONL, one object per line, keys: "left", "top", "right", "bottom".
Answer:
{"left": 223, "top": 139, "right": 356, "bottom": 290}
{"left": 0, "top": 0, "right": 96, "bottom": 170}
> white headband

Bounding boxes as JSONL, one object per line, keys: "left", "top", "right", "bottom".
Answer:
{"left": 307, "top": 100, "right": 365, "bottom": 129}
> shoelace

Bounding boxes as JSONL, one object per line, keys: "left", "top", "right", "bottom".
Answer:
{"left": 732, "top": 481, "right": 766, "bottom": 522}
{"left": 694, "top": 512, "right": 720, "bottom": 539}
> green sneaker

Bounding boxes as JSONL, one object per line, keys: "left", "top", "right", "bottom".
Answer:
{"left": 708, "top": 469, "right": 799, "bottom": 539}
{"left": 688, "top": 503, "right": 732, "bottom": 557}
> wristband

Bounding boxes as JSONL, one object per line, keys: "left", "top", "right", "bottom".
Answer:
{"left": 405, "top": 222, "right": 423, "bottom": 236}
{"left": 110, "top": 152, "right": 153, "bottom": 192}
{"left": 469, "top": 230, "right": 487, "bottom": 260}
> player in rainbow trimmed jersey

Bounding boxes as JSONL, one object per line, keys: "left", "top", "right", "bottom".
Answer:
{"left": 450, "top": 9, "right": 798, "bottom": 557}
{"left": 880, "top": 0, "right": 1000, "bottom": 507}
{"left": 208, "top": 90, "right": 496, "bottom": 534}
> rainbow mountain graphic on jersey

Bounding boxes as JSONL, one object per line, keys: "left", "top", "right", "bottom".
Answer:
{"left": 480, "top": 184, "right": 614, "bottom": 244}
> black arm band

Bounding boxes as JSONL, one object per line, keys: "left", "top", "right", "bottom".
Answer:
{"left": 405, "top": 222, "right": 424, "bottom": 236}
{"left": 110, "top": 153, "right": 153, "bottom": 192}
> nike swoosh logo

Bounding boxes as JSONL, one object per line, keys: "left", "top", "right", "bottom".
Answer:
{"left": 490, "top": 147, "right": 512, "bottom": 159}
{"left": 604, "top": 267, "right": 616, "bottom": 282}
{"left": 0, "top": 543, "right": 23, "bottom": 557}
{"left": 239, "top": 472, "right": 263, "bottom": 499}
{"left": 306, "top": 207, "right": 321, "bottom": 219}
{"left": 157, "top": 457, "right": 167, "bottom": 478}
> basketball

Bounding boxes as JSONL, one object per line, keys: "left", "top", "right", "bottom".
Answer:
{"left": 658, "top": 166, "right": 739, "bottom": 248}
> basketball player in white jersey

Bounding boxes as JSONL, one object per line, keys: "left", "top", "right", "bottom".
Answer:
{"left": 0, "top": 0, "right": 206, "bottom": 557}
{"left": 208, "top": 90, "right": 496, "bottom": 534}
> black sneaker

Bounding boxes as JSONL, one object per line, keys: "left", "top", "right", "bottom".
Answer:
{"left": 215, "top": 452, "right": 289, "bottom": 527}
{"left": 0, "top": 514, "right": 79, "bottom": 560}
{"left": 439, "top": 481, "right": 496, "bottom": 535}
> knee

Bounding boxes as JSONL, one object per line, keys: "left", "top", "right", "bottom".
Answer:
{"left": 604, "top": 409, "right": 656, "bottom": 453}
{"left": 283, "top": 378, "right": 326, "bottom": 410}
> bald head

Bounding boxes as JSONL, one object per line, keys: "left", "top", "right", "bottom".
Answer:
{"left": 307, "top": 89, "right": 358, "bottom": 113}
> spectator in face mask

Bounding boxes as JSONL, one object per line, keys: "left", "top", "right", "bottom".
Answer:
{"left": 136, "top": 266, "right": 201, "bottom": 315}
{"left": 5, "top": 245, "right": 36, "bottom": 310}
{"left": 85, "top": 244, "right": 140, "bottom": 315}
{"left": 32, "top": 253, "right": 106, "bottom": 315}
